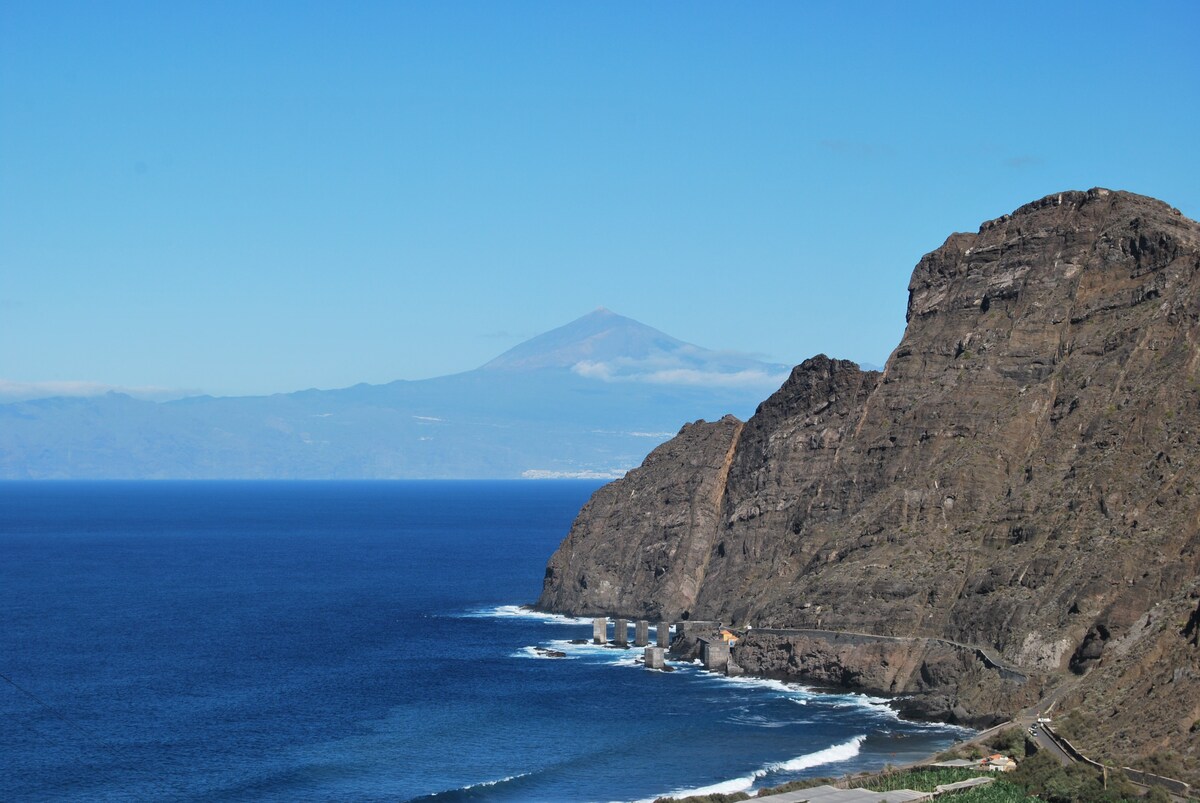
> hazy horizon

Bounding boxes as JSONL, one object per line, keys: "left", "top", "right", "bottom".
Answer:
{"left": 1, "top": 307, "right": 799, "bottom": 403}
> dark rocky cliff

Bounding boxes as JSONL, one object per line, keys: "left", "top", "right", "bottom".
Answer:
{"left": 537, "top": 189, "right": 1200, "bottom": 773}
{"left": 538, "top": 414, "right": 743, "bottom": 619}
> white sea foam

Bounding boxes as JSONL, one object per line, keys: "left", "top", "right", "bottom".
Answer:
{"left": 512, "top": 645, "right": 577, "bottom": 660}
{"left": 521, "top": 637, "right": 700, "bottom": 672}
{"left": 763, "top": 734, "right": 866, "bottom": 772}
{"left": 638, "top": 773, "right": 758, "bottom": 802}
{"left": 820, "top": 691, "right": 960, "bottom": 729}
{"left": 460, "top": 772, "right": 531, "bottom": 790}
{"left": 494, "top": 612, "right": 968, "bottom": 737}
{"left": 711, "top": 673, "right": 811, "bottom": 694}
{"left": 820, "top": 691, "right": 971, "bottom": 733}
{"left": 459, "top": 604, "right": 593, "bottom": 625}
{"left": 726, "top": 712, "right": 793, "bottom": 729}
{"left": 543, "top": 638, "right": 647, "bottom": 663}
{"left": 680, "top": 659, "right": 905, "bottom": 718}
{"left": 426, "top": 772, "right": 533, "bottom": 796}
{"left": 711, "top": 675, "right": 918, "bottom": 728}
{"left": 638, "top": 734, "right": 867, "bottom": 802}
{"left": 456, "top": 768, "right": 532, "bottom": 787}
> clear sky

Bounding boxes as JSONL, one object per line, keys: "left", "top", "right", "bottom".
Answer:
{"left": 2, "top": 1, "right": 1198, "bottom": 399}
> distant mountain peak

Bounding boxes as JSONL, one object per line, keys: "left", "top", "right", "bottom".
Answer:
{"left": 480, "top": 309, "right": 685, "bottom": 372}
{"left": 479, "top": 310, "right": 789, "bottom": 390}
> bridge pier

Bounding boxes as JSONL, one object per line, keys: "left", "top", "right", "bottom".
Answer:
{"left": 634, "top": 620, "right": 649, "bottom": 647}
{"left": 656, "top": 621, "right": 670, "bottom": 648}
{"left": 700, "top": 637, "right": 730, "bottom": 671}
{"left": 644, "top": 646, "right": 666, "bottom": 669}
{"left": 614, "top": 618, "right": 629, "bottom": 646}
{"left": 592, "top": 618, "right": 606, "bottom": 645}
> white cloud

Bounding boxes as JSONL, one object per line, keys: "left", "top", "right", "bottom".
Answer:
{"left": 570, "top": 360, "right": 616, "bottom": 380}
{"left": 570, "top": 360, "right": 788, "bottom": 389}
{"left": 0, "top": 379, "right": 199, "bottom": 403}
{"left": 637, "top": 367, "right": 789, "bottom": 387}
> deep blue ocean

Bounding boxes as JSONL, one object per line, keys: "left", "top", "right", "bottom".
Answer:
{"left": 1, "top": 482, "right": 967, "bottom": 802}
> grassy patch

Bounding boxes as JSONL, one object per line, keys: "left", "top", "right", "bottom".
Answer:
{"left": 652, "top": 793, "right": 751, "bottom": 803}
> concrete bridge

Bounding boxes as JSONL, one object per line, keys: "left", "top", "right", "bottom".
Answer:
{"left": 589, "top": 617, "right": 747, "bottom": 674}
{"left": 592, "top": 617, "right": 672, "bottom": 669}
{"left": 591, "top": 617, "right": 671, "bottom": 648}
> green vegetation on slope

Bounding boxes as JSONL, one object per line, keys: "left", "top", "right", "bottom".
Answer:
{"left": 852, "top": 766, "right": 980, "bottom": 792}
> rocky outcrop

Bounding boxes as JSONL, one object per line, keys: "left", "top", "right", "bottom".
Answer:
{"left": 732, "top": 630, "right": 1040, "bottom": 727}
{"left": 537, "top": 414, "right": 743, "bottom": 619}
{"left": 538, "top": 189, "right": 1200, "bottom": 774}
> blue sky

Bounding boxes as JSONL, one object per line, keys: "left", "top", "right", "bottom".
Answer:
{"left": 2, "top": 1, "right": 1197, "bottom": 399}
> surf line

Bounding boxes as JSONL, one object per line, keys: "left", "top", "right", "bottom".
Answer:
{"left": 637, "top": 735, "right": 868, "bottom": 802}
{"left": 406, "top": 771, "right": 535, "bottom": 801}
{"left": 491, "top": 607, "right": 956, "bottom": 801}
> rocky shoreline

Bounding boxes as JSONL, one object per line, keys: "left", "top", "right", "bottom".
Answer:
{"left": 731, "top": 630, "right": 1039, "bottom": 728}
{"left": 639, "top": 619, "right": 1041, "bottom": 728}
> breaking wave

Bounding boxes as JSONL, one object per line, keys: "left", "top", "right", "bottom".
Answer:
{"left": 410, "top": 772, "right": 535, "bottom": 800}
{"left": 638, "top": 735, "right": 866, "bottom": 802}
{"left": 512, "top": 645, "right": 577, "bottom": 660}
{"left": 763, "top": 734, "right": 866, "bottom": 772}
{"left": 458, "top": 604, "right": 594, "bottom": 624}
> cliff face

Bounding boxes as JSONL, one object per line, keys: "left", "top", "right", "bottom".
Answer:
{"left": 538, "top": 414, "right": 743, "bottom": 619}
{"left": 537, "top": 189, "right": 1200, "bottom": 769}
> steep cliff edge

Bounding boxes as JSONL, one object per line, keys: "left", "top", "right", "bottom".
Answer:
{"left": 538, "top": 414, "right": 743, "bottom": 619}
{"left": 538, "top": 189, "right": 1200, "bottom": 773}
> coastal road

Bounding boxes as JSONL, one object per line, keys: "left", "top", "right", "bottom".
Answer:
{"left": 1029, "top": 726, "right": 1073, "bottom": 767}
{"left": 740, "top": 629, "right": 1192, "bottom": 800}
{"left": 1031, "top": 726, "right": 1190, "bottom": 802}
{"left": 749, "top": 627, "right": 1028, "bottom": 682}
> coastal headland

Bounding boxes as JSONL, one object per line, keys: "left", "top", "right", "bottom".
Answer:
{"left": 538, "top": 189, "right": 1200, "bottom": 785}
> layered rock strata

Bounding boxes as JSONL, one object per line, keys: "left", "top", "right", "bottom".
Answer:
{"left": 537, "top": 189, "right": 1200, "bottom": 776}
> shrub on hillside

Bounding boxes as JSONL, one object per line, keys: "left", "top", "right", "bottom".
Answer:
{"left": 1142, "top": 786, "right": 1172, "bottom": 803}
{"left": 1012, "top": 750, "right": 1138, "bottom": 802}
{"left": 653, "top": 793, "right": 751, "bottom": 803}
{"left": 986, "top": 727, "right": 1028, "bottom": 758}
